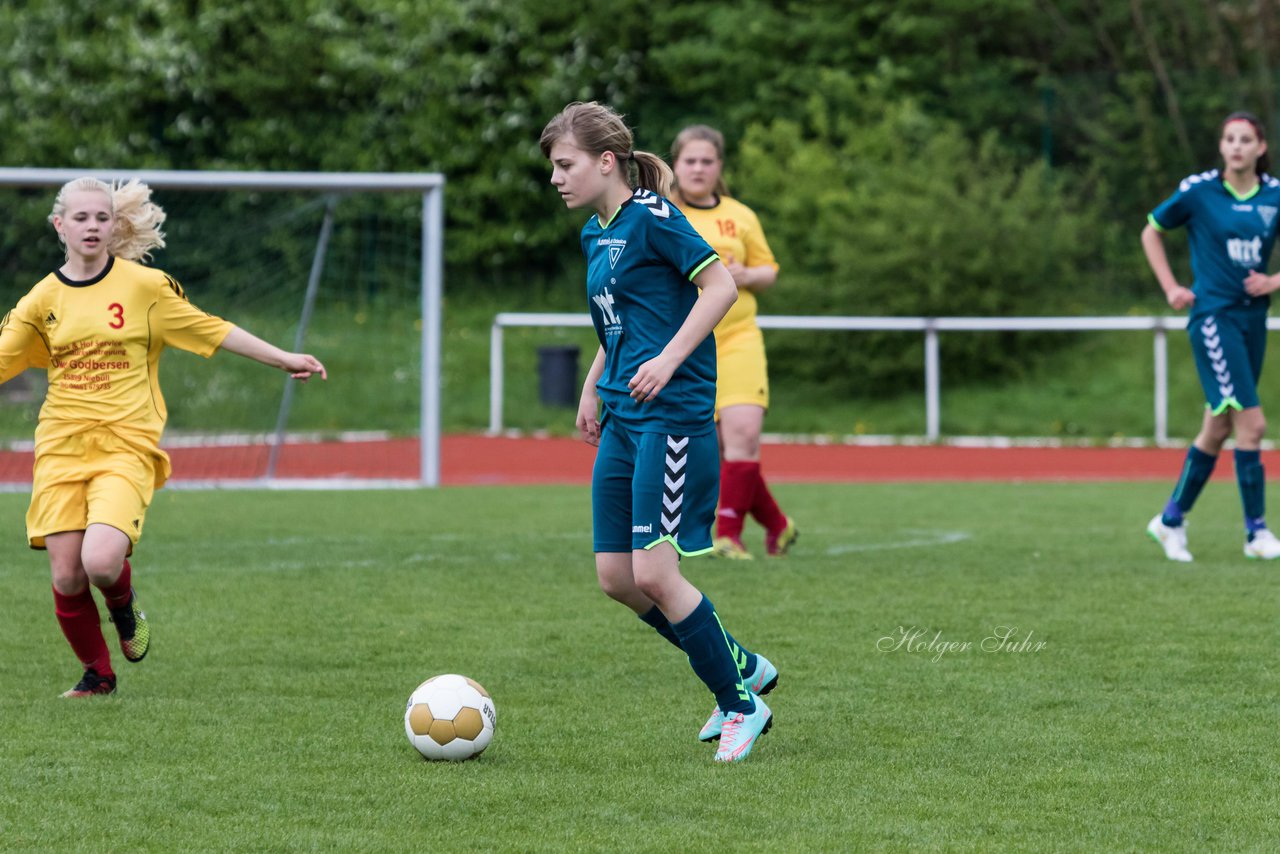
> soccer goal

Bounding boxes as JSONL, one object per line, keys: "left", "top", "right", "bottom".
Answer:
{"left": 0, "top": 168, "right": 444, "bottom": 488}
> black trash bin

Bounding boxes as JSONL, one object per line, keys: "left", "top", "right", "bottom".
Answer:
{"left": 537, "top": 345, "right": 580, "bottom": 407}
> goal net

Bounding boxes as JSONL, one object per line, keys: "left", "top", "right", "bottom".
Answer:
{"left": 0, "top": 169, "right": 444, "bottom": 489}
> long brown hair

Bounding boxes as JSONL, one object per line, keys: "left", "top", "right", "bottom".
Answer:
{"left": 540, "top": 101, "right": 672, "bottom": 196}
{"left": 1220, "top": 111, "right": 1271, "bottom": 176}
{"left": 670, "top": 124, "right": 730, "bottom": 205}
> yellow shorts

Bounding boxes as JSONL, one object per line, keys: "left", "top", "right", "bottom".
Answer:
{"left": 27, "top": 429, "right": 155, "bottom": 551}
{"left": 715, "top": 328, "right": 769, "bottom": 416}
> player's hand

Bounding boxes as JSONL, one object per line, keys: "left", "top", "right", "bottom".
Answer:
{"left": 628, "top": 355, "right": 677, "bottom": 402}
{"left": 1164, "top": 285, "right": 1195, "bottom": 311}
{"left": 1244, "top": 270, "right": 1278, "bottom": 297}
{"left": 576, "top": 391, "right": 601, "bottom": 446}
{"left": 282, "top": 353, "right": 327, "bottom": 381}
{"left": 724, "top": 259, "right": 751, "bottom": 288}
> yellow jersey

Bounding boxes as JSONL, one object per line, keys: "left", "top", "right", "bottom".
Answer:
{"left": 679, "top": 194, "right": 779, "bottom": 341}
{"left": 0, "top": 256, "right": 233, "bottom": 487}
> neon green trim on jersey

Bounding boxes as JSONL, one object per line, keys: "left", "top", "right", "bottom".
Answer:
{"left": 1223, "top": 180, "right": 1262, "bottom": 202}
{"left": 687, "top": 254, "right": 720, "bottom": 281}
{"left": 1209, "top": 397, "right": 1244, "bottom": 415}
{"left": 597, "top": 203, "right": 625, "bottom": 229}
{"left": 1147, "top": 213, "right": 1167, "bottom": 233}
{"left": 642, "top": 534, "right": 713, "bottom": 557}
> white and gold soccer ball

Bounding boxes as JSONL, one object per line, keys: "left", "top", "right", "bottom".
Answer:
{"left": 404, "top": 674, "right": 497, "bottom": 761}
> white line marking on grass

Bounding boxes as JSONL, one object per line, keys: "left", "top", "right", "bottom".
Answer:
{"left": 824, "top": 529, "right": 972, "bottom": 555}
{"left": 417, "top": 531, "right": 589, "bottom": 543}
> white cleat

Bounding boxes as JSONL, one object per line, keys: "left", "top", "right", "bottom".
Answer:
{"left": 1147, "top": 514, "right": 1192, "bottom": 562}
{"left": 715, "top": 694, "right": 772, "bottom": 763}
{"left": 698, "top": 654, "right": 779, "bottom": 743}
{"left": 1244, "top": 528, "right": 1280, "bottom": 559}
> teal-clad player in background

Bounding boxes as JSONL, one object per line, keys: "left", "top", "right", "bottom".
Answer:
{"left": 1144, "top": 111, "right": 1280, "bottom": 561}
{"left": 540, "top": 101, "right": 778, "bottom": 762}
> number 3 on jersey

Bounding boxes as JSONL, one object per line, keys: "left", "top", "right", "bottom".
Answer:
{"left": 108, "top": 302, "right": 125, "bottom": 329}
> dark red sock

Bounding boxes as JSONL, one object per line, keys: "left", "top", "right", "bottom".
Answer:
{"left": 750, "top": 467, "right": 788, "bottom": 535}
{"left": 717, "top": 461, "right": 759, "bottom": 540}
{"left": 100, "top": 558, "right": 132, "bottom": 610}
{"left": 52, "top": 586, "right": 113, "bottom": 676}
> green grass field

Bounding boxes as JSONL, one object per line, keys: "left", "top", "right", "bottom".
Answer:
{"left": 2, "top": 482, "right": 1278, "bottom": 851}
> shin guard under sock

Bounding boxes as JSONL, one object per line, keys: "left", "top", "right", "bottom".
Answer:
{"left": 52, "top": 586, "right": 112, "bottom": 676}
{"left": 670, "top": 596, "right": 753, "bottom": 715}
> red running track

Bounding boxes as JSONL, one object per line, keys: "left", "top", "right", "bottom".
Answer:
{"left": 0, "top": 435, "right": 1256, "bottom": 486}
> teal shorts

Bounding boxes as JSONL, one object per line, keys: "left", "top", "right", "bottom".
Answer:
{"left": 591, "top": 421, "right": 718, "bottom": 555}
{"left": 1188, "top": 309, "right": 1267, "bottom": 413}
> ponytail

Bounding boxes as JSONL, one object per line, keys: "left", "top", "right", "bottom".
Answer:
{"left": 49, "top": 176, "right": 166, "bottom": 262}
{"left": 630, "top": 151, "right": 673, "bottom": 197}
{"left": 109, "top": 179, "right": 167, "bottom": 262}
{"left": 542, "top": 101, "right": 672, "bottom": 196}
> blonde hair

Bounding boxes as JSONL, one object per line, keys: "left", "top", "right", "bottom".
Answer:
{"left": 540, "top": 101, "right": 673, "bottom": 196}
{"left": 48, "top": 177, "right": 167, "bottom": 262}
{"left": 671, "top": 124, "right": 730, "bottom": 204}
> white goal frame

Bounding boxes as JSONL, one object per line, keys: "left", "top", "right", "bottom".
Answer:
{"left": 0, "top": 167, "right": 445, "bottom": 487}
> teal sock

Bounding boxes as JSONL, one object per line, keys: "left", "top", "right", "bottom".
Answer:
{"left": 639, "top": 605, "right": 758, "bottom": 677}
{"left": 670, "top": 596, "right": 754, "bottom": 715}
{"left": 1234, "top": 449, "right": 1266, "bottom": 534}
{"left": 1165, "top": 446, "right": 1218, "bottom": 524}
{"left": 638, "top": 605, "right": 683, "bottom": 651}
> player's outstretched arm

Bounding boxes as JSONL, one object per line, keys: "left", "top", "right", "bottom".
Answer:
{"left": 0, "top": 309, "right": 41, "bottom": 387}
{"left": 219, "top": 327, "right": 328, "bottom": 382}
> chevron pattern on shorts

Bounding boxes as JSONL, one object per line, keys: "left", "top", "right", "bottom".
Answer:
{"left": 1201, "top": 316, "right": 1234, "bottom": 400}
{"left": 661, "top": 435, "right": 688, "bottom": 536}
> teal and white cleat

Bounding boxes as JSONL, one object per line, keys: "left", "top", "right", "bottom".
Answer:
{"left": 1147, "top": 514, "right": 1192, "bottom": 562}
{"left": 698, "top": 708, "right": 725, "bottom": 743}
{"left": 699, "top": 654, "right": 778, "bottom": 742}
{"left": 745, "top": 653, "right": 779, "bottom": 696}
{"left": 1244, "top": 528, "right": 1280, "bottom": 559}
{"left": 714, "top": 694, "right": 772, "bottom": 763}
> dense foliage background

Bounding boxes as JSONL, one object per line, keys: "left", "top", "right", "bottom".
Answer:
{"left": 3, "top": 0, "right": 1278, "bottom": 390}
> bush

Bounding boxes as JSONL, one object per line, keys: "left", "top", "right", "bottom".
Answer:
{"left": 734, "top": 92, "right": 1134, "bottom": 394}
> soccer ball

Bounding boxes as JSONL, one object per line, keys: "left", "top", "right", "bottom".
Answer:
{"left": 404, "top": 674, "right": 497, "bottom": 761}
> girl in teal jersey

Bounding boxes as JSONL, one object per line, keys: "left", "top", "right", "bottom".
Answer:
{"left": 1143, "top": 111, "right": 1280, "bottom": 561}
{"left": 540, "top": 101, "right": 778, "bottom": 762}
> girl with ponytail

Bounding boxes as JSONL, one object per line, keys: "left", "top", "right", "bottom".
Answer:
{"left": 0, "top": 176, "right": 327, "bottom": 697}
{"left": 1144, "top": 112, "right": 1280, "bottom": 561}
{"left": 540, "top": 102, "right": 779, "bottom": 762}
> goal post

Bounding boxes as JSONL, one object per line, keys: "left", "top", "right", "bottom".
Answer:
{"left": 0, "top": 167, "right": 445, "bottom": 487}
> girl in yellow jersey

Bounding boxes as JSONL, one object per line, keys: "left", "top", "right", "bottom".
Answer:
{"left": 0, "top": 177, "right": 326, "bottom": 697}
{"left": 672, "top": 125, "right": 797, "bottom": 560}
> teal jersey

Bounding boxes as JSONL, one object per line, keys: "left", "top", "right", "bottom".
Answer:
{"left": 580, "top": 188, "right": 719, "bottom": 433}
{"left": 1149, "top": 169, "right": 1280, "bottom": 316}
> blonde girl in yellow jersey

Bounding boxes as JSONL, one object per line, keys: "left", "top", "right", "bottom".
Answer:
{"left": 671, "top": 125, "right": 797, "bottom": 560}
{"left": 0, "top": 177, "right": 326, "bottom": 697}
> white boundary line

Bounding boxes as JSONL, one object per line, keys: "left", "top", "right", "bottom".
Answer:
{"left": 0, "top": 430, "right": 399, "bottom": 453}
{"left": 0, "top": 478, "right": 423, "bottom": 494}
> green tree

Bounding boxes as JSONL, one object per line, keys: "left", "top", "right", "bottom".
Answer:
{"left": 736, "top": 90, "right": 1124, "bottom": 392}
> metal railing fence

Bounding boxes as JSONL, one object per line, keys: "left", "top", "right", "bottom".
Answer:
{"left": 489, "top": 313, "right": 1280, "bottom": 444}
